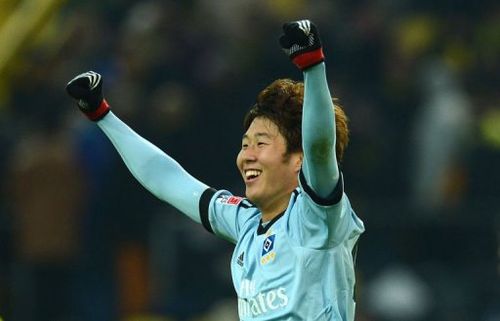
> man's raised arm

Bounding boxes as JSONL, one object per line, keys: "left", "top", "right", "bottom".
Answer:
{"left": 279, "top": 20, "right": 340, "bottom": 199}
{"left": 66, "top": 71, "right": 210, "bottom": 223}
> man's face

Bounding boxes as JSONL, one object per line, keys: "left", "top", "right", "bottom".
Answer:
{"left": 236, "top": 117, "right": 302, "bottom": 214}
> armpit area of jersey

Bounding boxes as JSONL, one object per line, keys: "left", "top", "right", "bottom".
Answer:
{"left": 299, "top": 170, "right": 343, "bottom": 205}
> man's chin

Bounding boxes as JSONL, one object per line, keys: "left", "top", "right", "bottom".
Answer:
{"left": 245, "top": 191, "right": 260, "bottom": 206}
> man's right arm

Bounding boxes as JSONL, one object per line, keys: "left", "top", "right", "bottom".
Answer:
{"left": 66, "top": 71, "right": 210, "bottom": 223}
{"left": 98, "top": 111, "right": 210, "bottom": 223}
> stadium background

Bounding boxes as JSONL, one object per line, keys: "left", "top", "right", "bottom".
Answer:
{"left": 0, "top": 0, "right": 498, "bottom": 320}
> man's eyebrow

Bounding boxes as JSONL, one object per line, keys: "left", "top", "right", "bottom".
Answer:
{"left": 242, "top": 132, "right": 273, "bottom": 140}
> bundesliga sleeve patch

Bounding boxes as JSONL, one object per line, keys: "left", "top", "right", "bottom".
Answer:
{"left": 216, "top": 195, "right": 244, "bottom": 206}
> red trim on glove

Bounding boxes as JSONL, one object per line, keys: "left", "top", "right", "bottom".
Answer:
{"left": 292, "top": 48, "right": 325, "bottom": 70}
{"left": 86, "top": 99, "right": 110, "bottom": 121}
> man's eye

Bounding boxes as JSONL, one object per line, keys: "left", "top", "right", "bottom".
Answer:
{"left": 242, "top": 144, "right": 248, "bottom": 149}
{"left": 257, "top": 142, "right": 267, "bottom": 146}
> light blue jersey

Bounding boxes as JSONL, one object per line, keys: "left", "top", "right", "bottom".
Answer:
{"left": 97, "top": 62, "right": 365, "bottom": 320}
{"left": 199, "top": 172, "right": 364, "bottom": 321}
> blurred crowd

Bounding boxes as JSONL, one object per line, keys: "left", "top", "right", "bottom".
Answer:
{"left": 0, "top": 0, "right": 499, "bottom": 321}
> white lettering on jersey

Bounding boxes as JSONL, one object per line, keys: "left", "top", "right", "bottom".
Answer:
{"left": 238, "top": 279, "right": 289, "bottom": 318}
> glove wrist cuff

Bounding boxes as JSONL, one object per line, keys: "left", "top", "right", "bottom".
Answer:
{"left": 85, "top": 99, "right": 110, "bottom": 121}
{"left": 292, "top": 47, "right": 325, "bottom": 70}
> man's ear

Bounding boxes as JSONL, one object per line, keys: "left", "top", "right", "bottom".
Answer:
{"left": 294, "top": 153, "right": 303, "bottom": 172}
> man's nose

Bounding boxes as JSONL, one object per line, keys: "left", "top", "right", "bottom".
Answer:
{"left": 242, "top": 145, "right": 258, "bottom": 162}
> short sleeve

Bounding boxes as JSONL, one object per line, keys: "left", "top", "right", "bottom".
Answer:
{"left": 199, "top": 188, "right": 258, "bottom": 244}
{"left": 288, "top": 172, "right": 364, "bottom": 249}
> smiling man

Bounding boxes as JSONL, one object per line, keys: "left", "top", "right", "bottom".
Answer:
{"left": 66, "top": 20, "right": 364, "bottom": 321}
{"left": 238, "top": 115, "right": 302, "bottom": 221}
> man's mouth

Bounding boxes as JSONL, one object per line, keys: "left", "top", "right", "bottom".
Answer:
{"left": 245, "top": 169, "right": 262, "bottom": 181}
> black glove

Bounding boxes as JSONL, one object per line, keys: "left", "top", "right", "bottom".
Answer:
{"left": 66, "top": 71, "right": 110, "bottom": 121}
{"left": 279, "top": 19, "right": 324, "bottom": 70}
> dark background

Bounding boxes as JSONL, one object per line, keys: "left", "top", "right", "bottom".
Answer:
{"left": 0, "top": 0, "right": 498, "bottom": 320}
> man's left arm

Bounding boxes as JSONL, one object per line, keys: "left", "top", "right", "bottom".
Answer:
{"left": 301, "top": 63, "right": 340, "bottom": 199}
{"left": 280, "top": 20, "right": 340, "bottom": 201}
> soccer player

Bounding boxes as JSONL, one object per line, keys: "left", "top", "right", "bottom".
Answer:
{"left": 66, "top": 20, "right": 365, "bottom": 321}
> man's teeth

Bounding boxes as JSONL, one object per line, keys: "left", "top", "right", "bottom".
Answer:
{"left": 245, "top": 170, "right": 262, "bottom": 179}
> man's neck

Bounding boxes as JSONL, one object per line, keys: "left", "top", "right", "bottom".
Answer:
{"left": 260, "top": 193, "right": 293, "bottom": 222}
